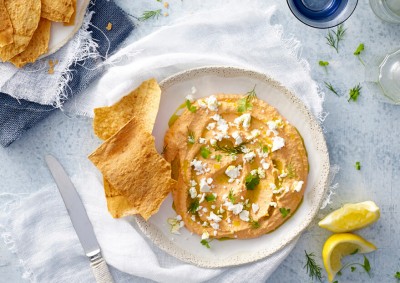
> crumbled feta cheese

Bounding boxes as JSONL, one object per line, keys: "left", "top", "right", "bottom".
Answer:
{"left": 198, "top": 194, "right": 205, "bottom": 204}
{"left": 243, "top": 151, "right": 256, "bottom": 163}
{"left": 202, "top": 207, "right": 208, "bottom": 212}
{"left": 212, "top": 114, "right": 221, "bottom": 121}
{"left": 269, "top": 201, "right": 277, "bottom": 207}
{"left": 199, "top": 178, "right": 211, "bottom": 192}
{"left": 239, "top": 210, "right": 250, "bottom": 222}
{"left": 271, "top": 136, "right": 285, "bottom": 152}
{"left": 251, "top": 169, "right": 257, "bottom": 175}
{"left": 269, "top": 183, "right": 277, "bottom": 190}
{"left": 257, "top": 167, "right": 266, "bottom": 178}
{"left": 202, "top": 221, "right": 208, "bottom": 226}
{"left": 232, "top": 131, "right": 243, "bottom": 145}
{"left": 198, "top": 99, "right": 207, "bottom": 108}
{"left": 231, "top": 155, "right": 238, "bottom": 161}
{"left": 205, "top": 95, "right": 219, "bottom": 111}
{"left": 225, "top": 202, "right": 243, "bottom": 215}
{"left": 199, "top": 137, "right": 206, "bottom": 144}
{"left": 191, "top": 215, "right": 196, "bottom": 221}
{"left": 185, "top": 94, "right": 194, "bottom": 102}
{"left": 191, "top": 159, "right": 206, "bottom": 175}
{"left": 256, "top": 148, "right": 269, "bottom": 158}
{"left": 260, "top": 158, "right": 270, "bottom": 170}
{"left": 211, "top": 205, "right": 216, "bottom": 209}
{"left": 209, "top": 138, "right": 217, "bottom": 146}
{"left": 214, "top": 132, "right": 224, "bottom": 141}
{"left": 207, "top": 211, "right": 222, "bottom": 222}
{"left": 189, "top": 187, "right": 197, "bottom": 198}
{"left": 207, "top": 178, "right": 213, "bottom": 184}
{"left": 227, "top": 217, "right": 231, "bottom": 224}
{"left": 225, "top": 165, "right": 242, "bottom": 179}
{"left": 176, "top": 215, "right": 182, "bottom": 221}
{"left": 206, "top": 122, "right": 216, "bottom": 130}
{"left": 213, "top": 230, "right": 217, "bottom": 236}
{"left": 210, "top": 222, "right": 220, "bottom": 230}
{"left": 252, "top": 203, "right": 259, "bottom": 213}
{"left": 167, "top": 215, "right": 185, "bottom": 234}
{"left": 250, "top": 129, "right": 261, "bottom": 138}
{"left": 279, "top": 171, "right": 288, "bottom": 179}
{"left": 217, "top": 119, "right": 229, "bottom": 133}
{"left": 191, "top": 86, "right": 197, "bottom": 94}
{"left": 234, "top": 113, "right": 251, "bottom": 130}
{"left": 293, "top": 180, "right": 304, "bottom": 192}
{"left": 201, "top": 231, "right": 209, "bottom": 239}
{"left": 190, "top": 180, "right": 197, "bottom": 187}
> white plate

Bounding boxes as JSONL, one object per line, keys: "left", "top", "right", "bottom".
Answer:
{"left": 135, "top": 66, "right": 330, "bottom": 268}
{"left": 39, "top": 0, "right": 90, "bottom": 59}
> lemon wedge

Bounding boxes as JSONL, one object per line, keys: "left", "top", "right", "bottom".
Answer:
{"left": 318, "top": 201, "right": 380, "bottom": 233}
{"left": 322, "top": 233, "right": 376, "bottom": 282}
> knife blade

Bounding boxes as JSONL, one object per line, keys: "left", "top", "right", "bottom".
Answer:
{"left": 45, "top": 155, "right": 114, "bottom": 283}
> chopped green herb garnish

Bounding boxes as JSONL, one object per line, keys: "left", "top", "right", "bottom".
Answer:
{"left": 326, "top": 24, "right": 346, "bottom": 53}
{"left": 200, "top": 146, "right": 211, "bottom": 158}
{"left": 228, "top": 188, "right": 236, "bottom": 203}
{"left": 348, "top": 84, "right": 362, "bottom": 102}
{"left": 250, "top": 219, "right": 260, "bottom": 229}
{"left": 333, "top": 281, "right": 338, "bottom": 283}
{"left": 188, "top": 198, "right": 199, "bottom": 214}
{"left": 245, "top": 173, "right": 260, "bottom": 190}
{"left": 350, "top": 248, "right": 359, "bottom": 255}
{"left": 186, "top": 99, "right": 197, "bottom": 113}
{"left": 213, "top": 142, "right": 247, "bottom": 155}
{"left": 355, "top": 162, "right": 361, "bottom": 170}
{"left": 262, "top": 145, "right": 269, "bottom": 153}
{"left": 188, "top": 129, "right": 195, "bottom": 144}
{"left": 279, "top": 207, "right": 290, "bottom": 218}
{"left": 395, "top": 271, "right": 400, "bottom": 279}
{"left": 325, "top": 81, "right": 339, "bottom": 96}
{"left": 319, "top": 60, "right": 329, "bottom": 67}
{"left": 304, "top": 250, "right": 323, "bottom": 282}
{"left": 205, "top": 194, "right": 216, "bottom": 202}
{"left": 201, "top": 239, "right": 211, "bottom": 248}
{"left": 354, "top": 43, "right": 365, "bottom": 65}
{"left": 139, "top": 9, "right": 162, "bottom": 21}
{"left": 215, "top": 154, "right": 222, "bottom": 162}
{"left": 351, "top": 266, "right": 356, "bottom": 272}
{"left": 237, "top": 85, "right": 257, "bottom": 113}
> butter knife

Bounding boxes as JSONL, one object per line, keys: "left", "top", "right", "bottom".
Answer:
{"left": 45, "top": 155, "right": 115, "bottom": 283}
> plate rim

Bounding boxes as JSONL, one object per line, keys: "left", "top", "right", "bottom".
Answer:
{"left": 135, "top": 66, "right": 330, "bottom": 268}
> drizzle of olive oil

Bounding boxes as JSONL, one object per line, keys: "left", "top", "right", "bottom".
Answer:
{"left": 168, "top": 102, "right": 186, "bottom": 127}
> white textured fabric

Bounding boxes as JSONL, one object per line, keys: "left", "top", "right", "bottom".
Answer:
{"left": 0, "top": 173, "right": 296, "bottom": 283}
{"left": 0, "top": 12, "right": 98, "bottom": 107}
{"left": 65, "top": 6, "right": 324, "bottom": 121}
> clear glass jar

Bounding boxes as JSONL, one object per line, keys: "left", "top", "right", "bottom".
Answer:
{"left": 369, "top": 0, "right": 400, "bottom": 24}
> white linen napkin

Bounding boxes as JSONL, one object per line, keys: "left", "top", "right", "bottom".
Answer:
{"left": 0, "top": 5, "right": 326, "bottom": 283}
{"left": 0, "top": 172, "right": 296, "bottom": 283}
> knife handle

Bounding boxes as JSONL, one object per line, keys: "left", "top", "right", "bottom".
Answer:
{"left": 90, "top": 252, "right": 115, "bottom": 283}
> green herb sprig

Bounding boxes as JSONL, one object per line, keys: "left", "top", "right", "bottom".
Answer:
{"left": 249, "top": 219, "right": 260, "bottom": 229}
{"left": 354, "top": 43, "right": 365, "bottom": 66}
{"left": 319, "top": 60, "right": 329, "bottom": 73}
{"left": 188, "top": 198, "right": 199, "bottom": 214}
{"left": 337, "top": 255, "right": 372, "bottom": 278}
{"left": 355, "top": 161, "right": 361, "bottom": 170}
{"left": 201, "top": 239, "right": 212, "bottom": 248}
{"left": 279, "top": 207, "right": 291, "bottom": 218}
{"left": 186, "top": 99, "right": 197, "bottom": 113}
{"left": 213, "top": 142, "right": 247, "bottom": 155}
{"left": 395, "top": 271, "right": 400, "bottom": 280}
{"left": 304, "top": 251, "right": 323, "bottom": 282}
{"left": 326, "top": 24, "right": 346, "bottom": 53}
{"left": 228, "top": 188, "right": 236, "bottom": 203}
{"left": 325, "top": 82, "right": 340, "bottom": 96}
{"left": 348, "top": 84, "right": 362, "bottom": 102}
{"left": 139, "top": 9, "right": 162, "bottom": 21}
{"left": 245, "top": 173, "right": 260, "bottom": 190}
{"left": 238, "top": 85, "right": 257, "bottom": 113}
{"left": 205, "top": 194, "right": 216, "bottom": 202}
{"left": 200, "top": 146, "right": 211, "bottom": 159}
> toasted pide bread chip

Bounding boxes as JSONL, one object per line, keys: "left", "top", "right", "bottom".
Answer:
{"left": 9, "top": 18, "right": 51, "bottom": 68}
{"left": 41, "top": 0, "right": 74, "bottom": 23}
{"left": 89, "top": 117, "right": 176, "bottom": 220}
{"left": 0, "top": 0, "right": 13, "bottom": 47}
{"left": 93, "top": 78, "right": 162, "bottom": 140}
{"left": 0, "top": 0, "right": 41, "bottom": 61}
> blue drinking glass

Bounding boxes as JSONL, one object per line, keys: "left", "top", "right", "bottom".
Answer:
{"left": 287, "top": 0, "right": 358, "bottom": 29}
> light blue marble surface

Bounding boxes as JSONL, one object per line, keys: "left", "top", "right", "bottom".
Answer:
{"left": 1, "top": 0, "right": 400, "bottom": 282}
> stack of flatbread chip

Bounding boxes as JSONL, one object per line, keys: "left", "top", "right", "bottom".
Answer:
{"left": 0, "top": 0, "right": 75, "bottom": 68}
{"left": 89, "top": 79, "right": 176, "bottom": 220}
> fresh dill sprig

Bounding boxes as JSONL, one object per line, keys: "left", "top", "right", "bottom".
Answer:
{"left": 228, "top": 188, "right": 236, "bottom": 203}
{"left": 324, "top": 81, "right": 339, "bottom": 96}
{"left": 237, "top": 85, "right": 257, "bottom": 113}
{"left": 200, "top": 239, "right": 212, "bottom": 248}
{"left": 354, "top": 43, "right": 365, "bottom": 66}
{"left": 139, "top": 9, "right": 162, "bottom": 21}
{"left": 213, "top": 142, "right": 247, "bottom": 155}
{"left": 304, "top": 251, "right": 323, "bottom": 282}
{"left": 188, "top": 198, "right": 199, "bottom": 214}
{"left": 348, "top": 83, "right": 362, "bottom": 102}
{"left": 326, "top": 24, "right": 346, "bottom": 53}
